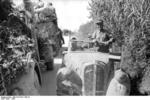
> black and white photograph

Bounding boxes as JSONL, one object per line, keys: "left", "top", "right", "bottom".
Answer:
{"left": 0, "top": 0, "right": 150, "bottom": 98}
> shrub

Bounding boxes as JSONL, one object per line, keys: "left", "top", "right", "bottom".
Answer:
{"left": 89, "top": 0, "right": 150, "bottom": 95}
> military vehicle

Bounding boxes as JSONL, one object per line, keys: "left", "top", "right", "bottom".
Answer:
{"left": 56, "top": 39, "right": 122, "bottom": 95}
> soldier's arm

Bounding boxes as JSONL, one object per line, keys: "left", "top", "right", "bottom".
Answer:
{"left": 108, "top": 33, "right": 115, "bottom": 43}
{"left": 109, "top": 37, "right": 114, "bottom": 43}
{"left": 105, "top": 34, "right": 114, "bottom": 45}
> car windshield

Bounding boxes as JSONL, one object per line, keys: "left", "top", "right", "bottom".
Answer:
{"left": 69, "top": 40, "right": 98, "bottom": 52}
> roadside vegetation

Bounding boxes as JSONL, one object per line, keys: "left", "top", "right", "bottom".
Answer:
{"left": 78, "top": 0, "right": 150, "bottom": 95}
{"left": 0, "top": 0, "right": 36, "bottom": 95}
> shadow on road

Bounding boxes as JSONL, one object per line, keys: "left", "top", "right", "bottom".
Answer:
{"left": 39, "top": 58, "right": 62, "bottom": 95}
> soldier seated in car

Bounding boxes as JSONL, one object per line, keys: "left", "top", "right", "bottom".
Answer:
{"left": 91, "top": 19, "right": 114, "bottom": 53}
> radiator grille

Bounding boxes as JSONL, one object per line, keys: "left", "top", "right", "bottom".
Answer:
{"left": 96, "top": 61, "right": 105, "bottom": 95}
{"left": 84, "top": 61, "right": 106, "bottom": 96}
{"left": 84, "top": 65, "right": 94, "bottom": 95}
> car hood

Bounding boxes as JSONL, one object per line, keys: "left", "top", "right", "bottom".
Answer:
{"left": 63, "top": 52, "right": 110, "bottom": 76}
{"left": 64, "top": 52, "right": 109, "bottom": 67}
{"left": 60, "top": 52, "right": 111, "bottom": 95}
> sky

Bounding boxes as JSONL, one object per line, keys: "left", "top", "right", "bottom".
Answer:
{"left": 13, "top": 0, "right": 91, "bottom": 32}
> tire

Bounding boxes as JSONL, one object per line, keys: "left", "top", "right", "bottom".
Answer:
{"left": 46, "top": 59, "right": 54, "bottom": 71}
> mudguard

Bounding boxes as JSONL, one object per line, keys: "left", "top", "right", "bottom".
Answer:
{"left": 57, "top": 67, "right": 82, "bottom": 95}
{"left": 106, "top": 69, "right": 131, "bottom": 96}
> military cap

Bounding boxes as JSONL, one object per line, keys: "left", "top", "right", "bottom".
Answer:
{"left": 95, "top": 18, "right": 103, "bottom": 25}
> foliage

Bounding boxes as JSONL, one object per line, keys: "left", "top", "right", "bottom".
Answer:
{"left": 0, "top": 0, "right": 14, "bottom": 22}
{"left": 78, "top": 21, "right": 96, "bottom": 40}
{"left": 89, "top": 0, "right": 150, "bottom": 94}
{"left": 0, "top": 11, "right": 34, "bottom": 95}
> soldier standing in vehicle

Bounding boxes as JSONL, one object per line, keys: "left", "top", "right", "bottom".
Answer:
{"left": 57, "top": 28, "right": 65, "bottom": 47}
{"left": 92, "top": 19, "right": 114, "bottom": 53}
{"left": 34, "top": 0, "right": 44, "bottom": 23}
{"left": 34, "top": 1, "right": 58, "bottom": 71}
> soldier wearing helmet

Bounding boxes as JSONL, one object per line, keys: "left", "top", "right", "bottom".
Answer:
{"left": 92, "top": 19, "right": 114, "bottom": 53}
{"left": 34, "top": 1, "right": 58, "bottom": 71}
{"left": 34, "top": 1, "right": 57, "bottom": 23}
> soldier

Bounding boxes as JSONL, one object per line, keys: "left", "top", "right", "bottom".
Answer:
{"left": 35, "top": 2, "right": 57, "bottom": 23}
{"left": 70, "top": 37, "right": 78, "bottom": 51}
{"left": 92, "top": 19, "right": 114, "bottom": 53}
{"left": 47, "top": 2, "right": 57, "bottom": 19}
{"left": 57, "top": 28, "right": 65, "bottom": 47}
{"left": 34, "top": 1, "right": 58, "bottom": 71}
{"left": 51, "top": 28, "right": 64, "bottom": 57}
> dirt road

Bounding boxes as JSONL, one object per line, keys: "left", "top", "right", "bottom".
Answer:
{"left": 39, "top": 58, "right": 62, "bottom": 96}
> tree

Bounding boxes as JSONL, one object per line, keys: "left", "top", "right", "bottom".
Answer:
{"left": 63, "top": 29, "right": 74, "bottom": 36}
{"left": 78, "top": 21, "right": 96, "bottom": 39}
{"left": 0, "top": 0, "right": 13, "bottom": 22}
{"left": 89, "top": 0, "right": 150, "bottom": 95}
